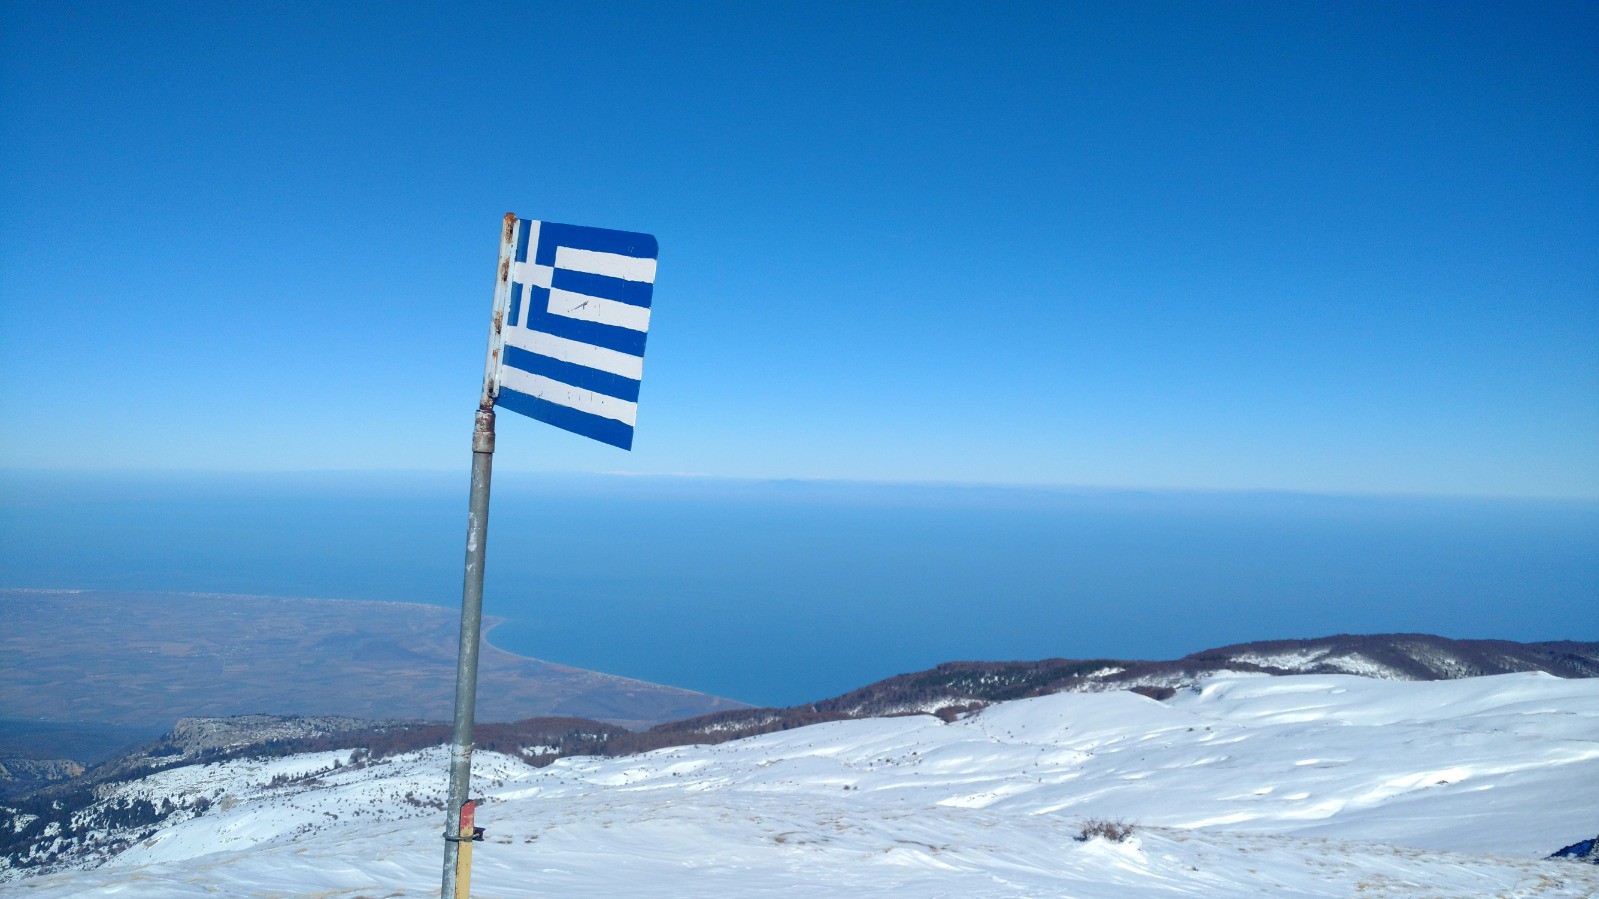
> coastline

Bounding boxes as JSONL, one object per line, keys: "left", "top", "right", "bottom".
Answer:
{"left": 0, "top": 588, "right": 747, "bottom": 731}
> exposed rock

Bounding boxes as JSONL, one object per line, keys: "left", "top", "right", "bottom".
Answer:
{"left": 1551, "top": 836, "right": 1599, "bottom": 864}
{"left": 167, "top": 715, "right": 378, "bottom": 756}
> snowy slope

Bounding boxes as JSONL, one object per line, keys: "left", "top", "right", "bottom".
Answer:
{"left": 12, "top": 672, "right": 1599, "bottom": 897}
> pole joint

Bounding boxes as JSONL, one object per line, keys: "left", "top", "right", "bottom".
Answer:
{"left": 473, "top": 408, "right": 496, "bottom": 455}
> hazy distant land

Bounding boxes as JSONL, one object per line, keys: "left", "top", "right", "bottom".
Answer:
{"left": 6, "top": 472, "right": 1594, "bottom": 707}
{"left": 0, "top": 590, "right": 745, "bottom": 734}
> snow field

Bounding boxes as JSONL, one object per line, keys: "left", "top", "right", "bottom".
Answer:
{"left": 13, "top": 672, "right": 1599, "bottom": 897}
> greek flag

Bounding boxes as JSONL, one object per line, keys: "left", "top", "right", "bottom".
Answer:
{"left": 493, "top": 218, "right": 658, "bottom": 450}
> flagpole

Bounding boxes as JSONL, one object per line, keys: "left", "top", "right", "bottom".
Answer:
{"left": 442, "top": 213, "right": 517, "bottom": 899}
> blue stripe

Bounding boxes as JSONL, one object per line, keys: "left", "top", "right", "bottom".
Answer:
{"left": 522, "top": 288, "right": 648, "bottom": 356}
{"left": 551, "top": 268, "right": 654, "bottom": 308}
{"left": 502, "top": 345, "right": 640, "bottom": 402}
{"left": 514, "top": 219, "right": 531, "bottom": 263}
{"left": 508, "top": 282, "right": 524, "bottom": 328}
{"left": 533, "top": 221, "right": 658, "bottom": 267}
{"left": 496, "top": 387, "right": 635, "bottom": 450}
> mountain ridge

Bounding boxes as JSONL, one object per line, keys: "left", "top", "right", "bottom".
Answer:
{"left": 7, "top": 632, "right": 1593, "bottom": 807}
{"left": 8, "top": 670, "right": 1599, "bottom": 895}
{"left": 640, "top": 632, "right": 1599, "bottom": 747}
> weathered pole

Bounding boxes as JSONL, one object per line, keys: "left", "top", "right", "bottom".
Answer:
{"left": 441, "top": 213, "right": 517, "bottom": 898}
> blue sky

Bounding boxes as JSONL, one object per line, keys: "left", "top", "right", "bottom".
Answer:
{"left": 3, "top": 1, "right": 1595, "bottom": 497}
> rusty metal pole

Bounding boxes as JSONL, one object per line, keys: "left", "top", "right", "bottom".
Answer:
{"left": 441, "top": 408, "right": 492, "bottom": 897}
{"left": 442, "top": 214, "right": 517, "bottom": 899}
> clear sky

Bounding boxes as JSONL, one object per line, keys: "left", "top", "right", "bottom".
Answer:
{"left": 3, "top": 1, "right": 1595, "bottom": 498}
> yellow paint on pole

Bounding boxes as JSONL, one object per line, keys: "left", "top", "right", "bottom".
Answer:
{"left": 454, "top": 799, "right": 478, "bottom": 899}
{"left": 455, "top": 839, "right": 472, "bottom": 899}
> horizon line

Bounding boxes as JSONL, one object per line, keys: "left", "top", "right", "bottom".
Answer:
{"left": 1, "top": 466, "right": 1595, "bottom": 504}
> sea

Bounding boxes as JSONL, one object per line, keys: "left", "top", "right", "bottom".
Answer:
{"left": 2, "top": 470, "right": 1595, "bottom": 708}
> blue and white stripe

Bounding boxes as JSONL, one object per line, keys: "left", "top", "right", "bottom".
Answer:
{"left": 494, "top": 218, "right": 658, "bottom": 450}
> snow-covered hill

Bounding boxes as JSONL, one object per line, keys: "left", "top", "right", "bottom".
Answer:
{"left": 639, "top": 634, "right": 1599, "bottom": 746}
{"left": 11, "top": 672, "right": 1599, "bottom": 897}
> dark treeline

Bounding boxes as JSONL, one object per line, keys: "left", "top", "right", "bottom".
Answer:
{"left": 156, "top": 658, "right": 1168, "bottom": 771}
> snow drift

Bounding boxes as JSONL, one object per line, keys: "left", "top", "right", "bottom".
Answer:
{"left": 11, "top": 672, "right": 1599, "bottom": 897}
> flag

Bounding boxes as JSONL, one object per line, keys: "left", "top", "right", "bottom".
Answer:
{"left": 492, "top": 218, "right": 658, "bottom": 450}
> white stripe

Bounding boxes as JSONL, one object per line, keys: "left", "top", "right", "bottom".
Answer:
{"left": 500, "top": 367, "right": 638, "bottom": 426}
{"left": 510, "top": 261, "right": 553, "bottom": 289}
{"left": 555, "top": 246, "right": 658, "bottom": 283}
{"left": 548, "top": 288, "right": 651, "bottom": 332}
{"left": 524, "top": 220, "right": 542, "bottom": 265}
{"left": 503, "top": 328, "right": 644, "bottom": 380}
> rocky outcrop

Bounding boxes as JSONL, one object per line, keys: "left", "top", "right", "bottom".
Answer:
{"left": 1551, "top": 836, "right": 1599, "bottom": 864}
